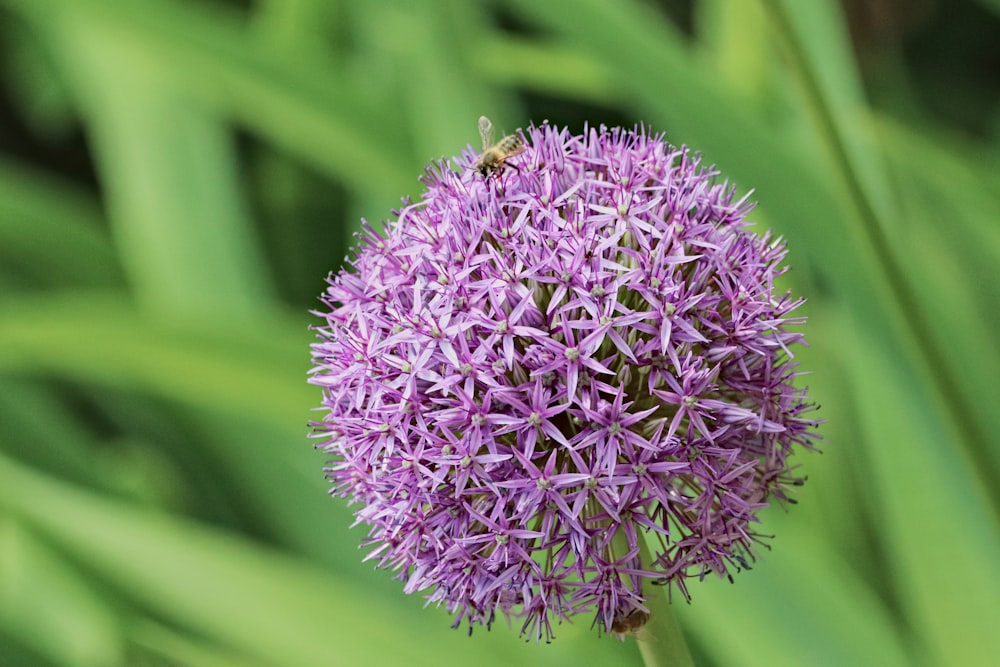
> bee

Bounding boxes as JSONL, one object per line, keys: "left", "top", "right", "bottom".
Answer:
{"left": 475, "top": 115, "right": 526, "bottom": 178}
{"left": 611, "top": 608, "right": 651, "bottom": 640}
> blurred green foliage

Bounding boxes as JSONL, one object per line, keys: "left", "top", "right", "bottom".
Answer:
{"left": 0, "top": 0, "right": 998, "bottom": 665}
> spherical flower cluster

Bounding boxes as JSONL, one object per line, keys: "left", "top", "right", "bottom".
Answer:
{"left": 309, "top": 122, "right": 819, "bottom": 641}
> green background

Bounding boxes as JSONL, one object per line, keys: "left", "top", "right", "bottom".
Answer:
{"left": 1, "top": 0, "right": 998, "bottom": 665}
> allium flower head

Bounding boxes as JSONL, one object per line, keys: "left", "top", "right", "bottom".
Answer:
{"left": 310, "top": 122, "right": 820, "bottom": 641}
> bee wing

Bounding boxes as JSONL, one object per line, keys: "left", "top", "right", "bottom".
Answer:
{"left": 478, "top": 116, "right": 495, "bottom": 151}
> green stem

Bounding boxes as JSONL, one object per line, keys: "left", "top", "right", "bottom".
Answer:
{"left": 636, "top": 535, "right": 695, "bottom": 667}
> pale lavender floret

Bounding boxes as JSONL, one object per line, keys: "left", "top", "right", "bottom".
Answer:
{"left": 310, "top": 123, "right": 820, "bottom": 641}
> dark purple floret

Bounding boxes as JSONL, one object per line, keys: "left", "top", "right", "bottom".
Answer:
{"left": 309, "top": 122, "right": 820, "bottom": 641}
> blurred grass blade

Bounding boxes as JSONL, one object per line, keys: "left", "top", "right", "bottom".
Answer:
{"left": 130, "top": 620, "right": 275, "bottom": 667}
{"left": 471, "top": 38, "right": 616, "bottom": 106}
{"left": 3, "top": 0, "right": 416, "bottom": 203}
{"left": 838, "top": 311, "right": 1000, "bottom": 665}
{"left": 766, "top": 311, "right": 878, "bottom": 568}
{"left": 354, "top": 1, "right": 508, "bottom": 161}
{"left": 0, "top": 518, "right": 124, "bottom": 667}
{"left": 0, "top": 293, "right": 355, "bottom": 563}
{"left": 0, "top": 157, "right": 120, "bottom": 288}
{"left": 0, "top": 292, "right": 310, "bottom": 424}
{"left": 759, "top": 0, "right": 1000, "bottom": 501}
{"left": 876, "top": 115, "right": 1000, "bottom": 473}
{"left": 44, "top": 11, "right": 273, "bottom": 320}
{"left": 693, "top": 0, "right": 771, "bottom": 105}
{"left": 0, "top": 380, "right": 108, "bottom": 487}
{"left": 0, "top": 454, "right": 632, "bottom": 667}
{"left": 0, "top": 453, "right": 449, "bottom": 667}
{"left": 0, "top": 15, "right": 76, "bottom": 140}
{"left": 762, "top": 0, "right": 900, "bottom": 228}
{"left": 681, "top": 526, "right": 912, "bottom": 667}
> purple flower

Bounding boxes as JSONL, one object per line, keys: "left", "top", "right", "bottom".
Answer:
{"left": 309, "top": 122, "right": 820, "bottom": 641}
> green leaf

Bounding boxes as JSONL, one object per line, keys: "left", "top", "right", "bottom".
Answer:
{"left": 0, "top": 380, "right": 106, "bottom": 486}
{"left": 757, "top": 0, "right": 999, "bottom": 506}
{"left": 41, "top": 10, "right": 274, "bottom": 320}
{"left": 0, "top": 293, "right": 355, "bottom": 562}
{"left": 0, "top": 518, "right": 124, "bottom": 667}
{"left": 837, "top": 311, "right": 1000, "bottom": 666}
{"left": 680, "top": 521, "right": 912, "bottom": 667}
{"left": 762, "top": 0, "right": 901, "bottom": 229}
{"left": 3, "top": 0, "right": 416, "bottom": 204}
{"left": 0, "top": 455, "right": 634, "bottom": 667}
{"left": 130, "top": 619, "right": 275, "bottom": 667}
{"left": 355, "top": 1, "right": 512, "bottom": 162}
{"left": 0, "top": 15, "right": 75, "bottom": 140}
{"left": 876, "top": 116, "right": 1000, "bottom": 473}
{"left": 693, "top": 0, "right": 771, "bottom": 105}
{"left": 471, "top": 38, "right": 617, "bottom": 106}
{"left": 0, "top": 158, "right": 120, "bottom": 287}
{"left": 0, "top": 293, "right": 310, "bottom": 424}
{"left": 0, "top": 455, "right": 438, "bottom": 667}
